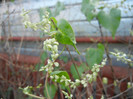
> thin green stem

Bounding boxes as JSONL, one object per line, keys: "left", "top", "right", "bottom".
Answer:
{"left": 59, "top": 46, "right": 66, "bottom": 56}
{"left": 45, "top": 72, "right": 51, "bottom": 99}
{"left": 50, "top": 18, "right": 58, "bottom": 30}
{"left": 65, "top": 45, "right": 81, "bottom": 79}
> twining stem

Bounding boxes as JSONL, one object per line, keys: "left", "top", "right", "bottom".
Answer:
{"left": 98, "top": 21, "right": 124, "bottom": 99}
{"left": 97, "top": 21, "right": 115, "bottom": 98}
{"left": 58, "top": 84, "right": 64, "bottom": 99}
{"left": 98, "top": 21, "right": 115, "bottom": 76}
{"left": 65, "top": 45, "right": 81, "bottom": 79}
{"left": 45, "top": 72, "right": 50, "bottom": 99}
{"left": 108, "top": 86, "right": 133, "bottom": 99}
{"left": 59, "top": 46, "right": 66, "bottom": 56}
{"left": 128, "top": 24, "right": 133, "bottom": 94}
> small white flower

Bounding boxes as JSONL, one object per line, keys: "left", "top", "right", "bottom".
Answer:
{"left": 103, "top": 77, "right": 108, "bottom": 84}
{"left": 68, "top": 80, "right": 71, "bottom": 82}
{"left": 83, "top": 83, "right": 87, "bottom": 87}
{"left": 60, "top": 79, "right": 64, "bottom": 83}
{"left": 65, "top": 81, "right": 69, "bottom": 86}
{"left": 61, "top": 75, "right": 66, "bottom": 79}
{"left": 54, "top": 42, "right": 59, "bottom": 45}
{"left": 47, "top": 44, "right": 52, "bottom": 49}
{"left": 86, "top": 74, "right": 91, "bottom": 78}
{"left": 81, "top": 80, "right": 85, "bottom": 84}
{"left": 70, "top": 94, "right": 73, "bottom": 98}
{"left": 123, "top": 54, "right": 126, "bottom": 57}
{"left": 45, "top": 68, "right": 48, "bottom": 71}
{"left": 93, "top": 72, "right": 97, "bottom": 77}
{"left": 53, "top": 45, "right": 58, "bottom": 52}
{"left": 50, "top": 76, "right": 54, "bottom": 79}
{"left": 55, "top": 75, "right": 59, "bottom": 80}
{"left": 127, "top": 59, "right": 131, "bottom": 62}
{"left": 54, "top": 62, "right": 59, "bottom": 67}
{"left": 44, "top": 30, "right": 48, "bottom": 33}
{"left": 55, "top": 53, "right": 59, "bottom": 58}
{"left": 96, "top": 68, "right": 100, "bottom": 72}
{"left": 48, "top": 59, "right": 52, "bottom": 64}
{"left": 75, "top": 79, "right": 80, "bottom": 83}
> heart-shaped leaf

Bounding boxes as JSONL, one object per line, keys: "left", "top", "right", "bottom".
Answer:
{"left": 44, "top": 83, "right": 57, "bottom": 99}
{"left": 97, "top": 8, "right": 121, "bottom": 38}
{"left": 55, "top": 32, "right": 74, "bottom": 45}
{"left": 57, "top": 19, "right": 76, "bottom": 44}
{"left": 55, "top": 19, "right": 80, "bottom": 54}
{"left": 81, "top": 0, "right": 98, "bottom": 22}
{"left": 41, "top": 51, "right": 48, "bottom": 63}
{"left": 86, "top": 43, "right": 104, "bottom": 69}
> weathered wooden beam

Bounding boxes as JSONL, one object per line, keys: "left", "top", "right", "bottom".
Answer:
{"left": 0, "top": 36, "right": 133, "bottom": 43}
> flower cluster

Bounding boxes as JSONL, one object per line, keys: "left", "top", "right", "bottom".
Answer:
{"left": 81, "top": 59, "right": 107, "bottom": 87}
{"left": 20, "top": 86, "right": 33, "bottom": 95}
{"left": 50, "top": 75, "right": 80, "bottom": 89}
{"left": 39, "top": 38, "right": 59, "bottom": 73}
{"left": 100, "top": 0, "right": 132, "bottom": 11}
{"left": 110, "top": 51, "right": 132, "bottom": 66}
{"left": 21, "top": 10, "right": 50, "bottom": 32}
{"left": 51, "top": 59, "right": 107, "bottom": 88}
{"left": 62, "top": 91, "right": 73, "bottom": 99}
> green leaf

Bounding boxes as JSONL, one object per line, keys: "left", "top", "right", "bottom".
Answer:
{"left": 51, "top": 71, "right": 70, "bottom": 79}
{"left": 40, "top": 1, "right": 65, "bottom": 18}
{"left": 57, "top": 19, "right": 76, "bottom": 44}
{"left": 39, "top": 1, "right": 65, "bottom": 19}
{"left": 49, "top": 17, "right": 58, "bottom": 32}
{"left": 50, "top": 71, "right": 70, "bottom": 92}
{"left": 41, "top": 51, "right": 48, "bottom": 63}
{"left": 50, "top": 17, "right": 57, "bottom": 26}
{"left": 97, "top": 8, "right": 121, "bottom": 38}
{"left": 55, "top": 19, "right": 80, "bottom": 54}
{"left": 86, "top": 43, "right": 104, "bottom": 69}
{"left": 53, "top": 1, "right": 65, "bottom": 17}
{"left": 55, "top": 32, "right": 74, "bottom": 45}
{"left": 50, "top": 71, "right": 69, "bottom": 85}
{"left": 81, "top": 0, "right": 98, "bottom": 22}
{"left": 60, "top": 84, "right": 70, "bottom": 93}
{"left": 44, "top": 83, "right": 57, "bottom": 99}
{"left": 49, "top": 18, "right": 80, "bottom": 54}
{"left": 10, "top": 0, "right": 14, "bottom": 2}
{"left": 70, "top": 63, "right": 87, "bottom": 79}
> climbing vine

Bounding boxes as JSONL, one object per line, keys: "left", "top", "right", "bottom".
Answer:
{"left": 20, "top": 0, "right": 133, "bottom": 99}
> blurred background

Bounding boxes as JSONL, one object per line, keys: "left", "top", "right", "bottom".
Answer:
{"left": 0, "top": 0, "right": 133, "bottom": 99}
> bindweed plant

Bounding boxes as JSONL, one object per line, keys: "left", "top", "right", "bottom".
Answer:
{"left": 20, "top": 9, "right": 107, "bottom": 99}
{"left": 20, "top": 0, "right": 133, "bottom": 99}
